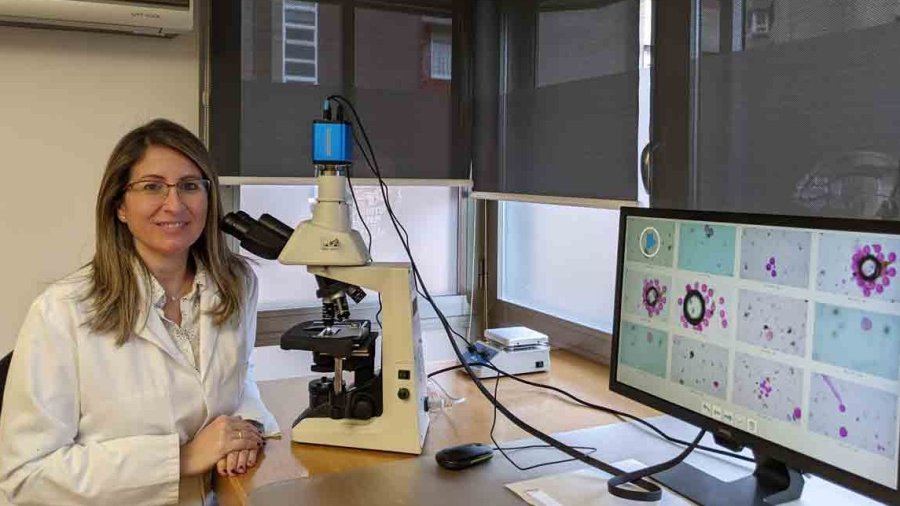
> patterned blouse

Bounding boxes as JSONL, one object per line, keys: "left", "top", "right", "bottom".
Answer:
{"left": 149, "top": 265, "right": 207, "bottom": 371}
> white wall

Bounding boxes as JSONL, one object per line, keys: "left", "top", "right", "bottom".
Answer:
{"left": 0, "top": 25, "right": 199, "bottom": 354}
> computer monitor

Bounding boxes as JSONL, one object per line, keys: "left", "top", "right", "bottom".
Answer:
{"left": 611, "top": 207, "right": 900, "bottom": 505}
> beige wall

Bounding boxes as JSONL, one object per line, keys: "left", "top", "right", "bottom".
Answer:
{"left": 0, "top": 25, "right": 199, "bottom": 354}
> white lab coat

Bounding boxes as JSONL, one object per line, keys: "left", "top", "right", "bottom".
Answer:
{"left": 0, "top": 266, "right": 279, "bottom": 506}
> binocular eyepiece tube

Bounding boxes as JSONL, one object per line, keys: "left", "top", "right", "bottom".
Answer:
{"left": 221, "top": 211, "right": 294, "bottom": 260}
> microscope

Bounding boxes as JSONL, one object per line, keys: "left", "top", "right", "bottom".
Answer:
{"left": 221, "top": 103, "right": 429, "bottom": 454}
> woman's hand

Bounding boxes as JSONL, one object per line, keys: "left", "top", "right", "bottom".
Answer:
{"left": 216, "top": 446, "right": 261, "bottom": 477}
{"left": 180, "top": 416, "right": 262, "bottom": 476}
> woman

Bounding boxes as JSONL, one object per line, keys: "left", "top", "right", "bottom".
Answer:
{"left": 0, "top": 119, "right": 279, "bottom": 505}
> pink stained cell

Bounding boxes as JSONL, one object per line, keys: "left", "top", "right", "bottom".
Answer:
{"left": 769, "top": 257, "right": 776, "bottom": 264}
{"left": 864, "top": 288, "right": 872, "bottom": 297}
{"left": 703, "top": 319, "right": 710, "bottom": 327}
{"left": 839, "top": 427, "right": 848, "bottom": 438}
{"left": 722, "top": 319, "right": 729, "bottom": 328}
{"left": 839, "top": 404, "right": 846, "bottom": 413}
{"left": 678, "top": 298, "right": 684, "bottom": 305}
{"left": 771, "top": 270, "right": 777, "bottom": 278}
{"left": 793, "top": 407, "right": 802, "bottom": 420}
{"left": 685, "top": 284, "right": 691, "bottom": 292}
{"left": 876, "top": 285, "right": 884, "bottom": 294}
{"left": 718, "top": 297, "right": 724, "bottom": 304}
{"left": 661, "top": 297, "right": 668, "bottom": 304}
{"left": 890, "top": 252, "right": 897, "bottom": 262}
{"left": 878, "top": 252, "right": 886, "bottom": 262}
{"left": 875, "top": 244, "right": 883, "bottom": 253}
{"left": 719, "top": 310, "right": 725, "bottom": 318}
{"left": 885, "top": 278, "right": 892, "bottom": 287}
{"left": 862, "top": 317, "right": 873, "bottom": 331}
{"left": 889, "top": 267, "right": 897, "bottom": 276}
{"left": 702, "top": 283, "right": 708, "bottom": 292}
{"left": 765, "top": 263, "right": 772, "bottom": 271}
{"left": 708, "top": 289, "right": 714, "bottom": 296}
{"left": 864, "top": 245, "right": 871, "bottom": 254}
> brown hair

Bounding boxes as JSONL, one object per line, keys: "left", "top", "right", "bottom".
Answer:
{"left": 84, "top": 119, "right": 249, "bottom": 345}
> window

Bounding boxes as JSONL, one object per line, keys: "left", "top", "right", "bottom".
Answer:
{"left": 495, "top": 0, "right": 652, "bottom": 340}
{"left": 283, "top": 0, "right": 318, "bottom": 84}
{"left": 499, "top": 203, "right": 622, "bottom": 332}
{"left": 216, "top": 1, "right": 463, "bottom": 180}
{"left": 426, "top": 17, "right": 452, "bottom": 81}
{"left": 674, "top": 0, "right": 900, "bottom": 218}
{"left": 239, "top": 184, "right": 461, "bottom": 310}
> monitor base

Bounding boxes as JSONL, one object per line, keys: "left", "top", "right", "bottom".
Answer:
{"left": 653, "top": 455, "right": 805, "bottom": 506}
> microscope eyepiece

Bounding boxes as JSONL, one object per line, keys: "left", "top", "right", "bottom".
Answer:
{"left": 221, "top": 211, "right": 255, "bottom": 240}
{"left": 220, "top": 211, "right": 292, "bottom": 260}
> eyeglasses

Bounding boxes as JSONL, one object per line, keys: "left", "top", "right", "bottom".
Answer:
{"left": 124, "top": 179, "right": 210, "bottom": 200}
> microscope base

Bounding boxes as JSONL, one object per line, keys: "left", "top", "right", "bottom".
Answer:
{"left": 291, "top": 414, "right": 429, "bottom": 454}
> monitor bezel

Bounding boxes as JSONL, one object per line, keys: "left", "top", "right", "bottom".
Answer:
{"left": 610, "top": 206, "right": 900, "bottom": 505}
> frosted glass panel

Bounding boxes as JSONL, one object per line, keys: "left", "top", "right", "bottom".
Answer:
{"left": 240, "top": 185, "right": 459, "bottom": 310}
{"left": 499, "top": 202, "right": 620, "bottom": 333}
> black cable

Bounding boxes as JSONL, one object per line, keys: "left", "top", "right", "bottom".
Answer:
{"left": 331, "top": 95, "right": 471, "bottom": 346}
{"left": 427, "top": 363, "right": 465, "bottom": 379}
{"left": 328, "top": 93, "right": 663, "bottom": 498}
{"left": 324, "top": 94, "right": 693, "bottom": 501}
{"left": 346, "top": 174, "right": 372, "bottom": 256}
{"left": 488, "top": 369, "right": 599, "bottom": 471}
{"left": 428, "top": 362, "right": 754, "bottom": 464}
{"left": 344, "top": 157, "right": 385, "bottom": 330}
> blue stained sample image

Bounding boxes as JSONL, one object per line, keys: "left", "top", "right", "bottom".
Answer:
{"left": 812, "top": 303, "right": 900, "bottom": 380}
{"left": 619, "top": 322, "right": 668, "bottom": 378}
{"left": 625, "top": 218, "right": 676, "bottom": 267}
{"left": 678, "top": 223, "right": 737, "bottom": 276}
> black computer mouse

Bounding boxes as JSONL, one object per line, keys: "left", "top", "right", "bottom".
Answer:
{"left": 435, "top": 443, "right": 494, "bottom": 470}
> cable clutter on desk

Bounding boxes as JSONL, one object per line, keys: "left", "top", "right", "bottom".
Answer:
{"left": 223, "top": 95, "right": 749, "bottom": 503}
{"left": 325, "top": 94, "right": 722, "bottom": 502}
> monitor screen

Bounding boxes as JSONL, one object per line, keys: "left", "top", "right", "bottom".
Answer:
{"left": 612, "top": 209, "right": 900, "bottom": 498}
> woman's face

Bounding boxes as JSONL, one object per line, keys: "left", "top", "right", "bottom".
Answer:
{"left": 118, "top": 145, "right": 209, "bottom": 265}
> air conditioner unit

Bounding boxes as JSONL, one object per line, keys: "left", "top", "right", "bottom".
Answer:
{"left": 0, "top": 0, "right": 193, "bottom": 37}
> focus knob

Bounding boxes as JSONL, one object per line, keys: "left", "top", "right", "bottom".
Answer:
{"left": 351, "top": 397, "right": 375, "bottom": 420}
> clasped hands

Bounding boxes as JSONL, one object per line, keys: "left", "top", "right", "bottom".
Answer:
{"left": 180, "top": 415, "right": 265, "bottom": 477}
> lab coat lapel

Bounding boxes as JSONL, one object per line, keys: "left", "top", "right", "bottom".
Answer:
{"left": 135, "top": 309, "right": 194, "bottom": 370}
{"left": 131, "top": 264, "right": 194, "bottom": 369}
{"left": 199, "top": 286, "right": 221, "bottom": 382}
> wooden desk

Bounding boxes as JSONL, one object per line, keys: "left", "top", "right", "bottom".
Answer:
{"left": 216, "top": 350, "right": 658, "bottom": 506}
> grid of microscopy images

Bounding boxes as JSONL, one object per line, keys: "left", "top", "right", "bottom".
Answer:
{"left": 619, "top": 216, "right": 900, "bottom": 460}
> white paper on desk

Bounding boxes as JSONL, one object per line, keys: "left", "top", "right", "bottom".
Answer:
{"left": 506, "top": 459, "right": 690, "bottom": 506}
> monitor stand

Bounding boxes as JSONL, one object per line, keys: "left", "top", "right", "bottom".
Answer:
{"left": 652, "top": 453, "right": 805, "bottom": 506}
